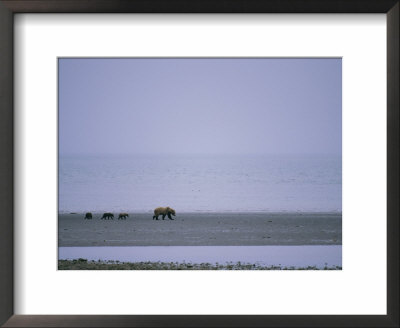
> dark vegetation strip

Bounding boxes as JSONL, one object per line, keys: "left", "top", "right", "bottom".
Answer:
{"left": 58, "top": 259, "right": 342, "bottom": 270}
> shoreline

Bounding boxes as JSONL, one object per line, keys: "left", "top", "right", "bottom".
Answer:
{"left": 59, "top": 245, "right": 342, "bottom": 268}
{"left": 61, "top": 211, "right": 342, "bottom": 215}
{"left": 58, "top": 259, "right": 342, "bottom": 270}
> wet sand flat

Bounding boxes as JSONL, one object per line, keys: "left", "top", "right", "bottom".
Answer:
{"left": 58, "top": 212, "right": 341, "bottom": 247}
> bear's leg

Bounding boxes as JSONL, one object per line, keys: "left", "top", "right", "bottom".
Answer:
{"left": 167, "top": 213, "right": 174, "bottom": 220}
{"left": 162, "top": 214, "right": 166, "bottom": 220}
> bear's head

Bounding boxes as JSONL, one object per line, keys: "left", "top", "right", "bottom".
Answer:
{"left": 167, "top": 207, "right": 176, "bottom": 216}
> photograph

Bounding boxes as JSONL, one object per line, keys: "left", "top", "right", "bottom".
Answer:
{"left": 58, "top": 57, "right": 342, "bottom": 270}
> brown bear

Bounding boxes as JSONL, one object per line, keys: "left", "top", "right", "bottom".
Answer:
{"left": 118, "top": 213, "right": 129, "bottom": 220}
{"left": 153, "top": 207, "right": 176, "bottom": 220}
{"left": 84, "top": 212, "right": 92, "bottom": 220}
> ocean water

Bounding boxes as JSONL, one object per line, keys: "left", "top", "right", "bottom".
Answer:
{"left": 59, "top": 154, "right": 341, "bottom": 213}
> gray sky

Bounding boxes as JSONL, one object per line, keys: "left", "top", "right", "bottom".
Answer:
{"left": 59, "top": 58, "right": 341, "bottom": 155}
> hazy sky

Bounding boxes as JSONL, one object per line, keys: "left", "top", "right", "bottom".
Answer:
{"left": 59, "top": 58, "right": 341, "bottom": 155}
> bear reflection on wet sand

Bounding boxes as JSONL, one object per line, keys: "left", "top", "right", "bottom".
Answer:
{"left": 153, "top": 207, "right": 176, "bottom": 220}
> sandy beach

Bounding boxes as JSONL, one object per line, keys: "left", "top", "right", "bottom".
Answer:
{"left": 59, "top": 212, "right": 341, "bottom": 247}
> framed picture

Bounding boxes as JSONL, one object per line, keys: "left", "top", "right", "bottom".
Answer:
{"left": 0, "top": 0, "right": 398, "bottom": 327}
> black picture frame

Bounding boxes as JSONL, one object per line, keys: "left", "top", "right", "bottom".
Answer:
{"left": 0, "top": 1, "right": 398, "bottom": 327}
